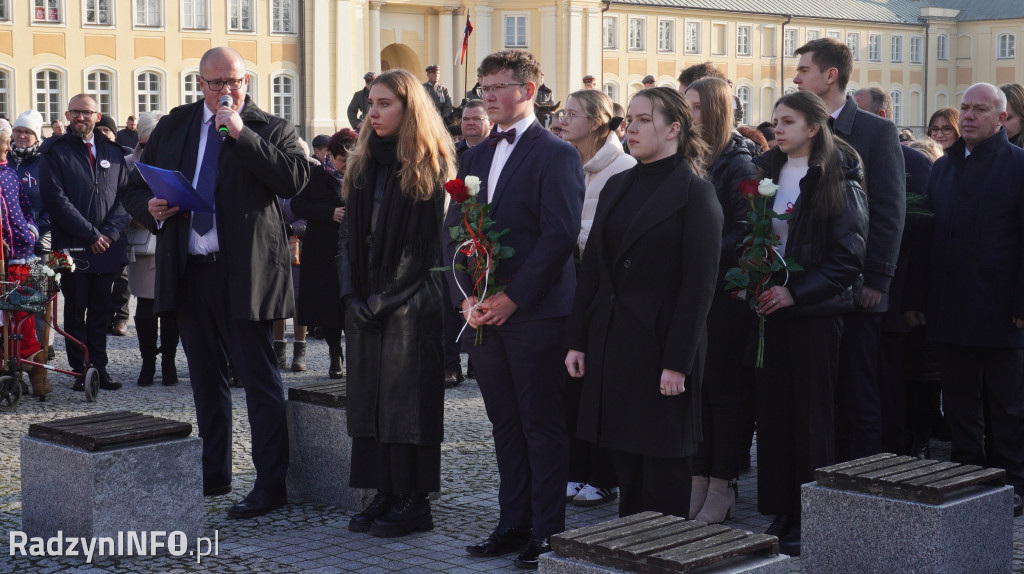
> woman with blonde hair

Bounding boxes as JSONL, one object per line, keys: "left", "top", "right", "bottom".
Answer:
{"left": 1000, "top": 83, "right": 1024, "bottom": 148}
{"left": 338, "top": 69, "right": 455, "bottom": 538}
{"left": 927, "top": 108, "right": 960, "bottom": 150}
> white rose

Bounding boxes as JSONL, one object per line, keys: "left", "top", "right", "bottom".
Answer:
{"left": 465, "top": 175, "right": 481, "bottom": 197}
{"left": 758, "top": 178, "right": 779, "bottom": 198}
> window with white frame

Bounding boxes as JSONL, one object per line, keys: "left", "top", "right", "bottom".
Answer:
{"left": 272, "top": 74, "right": 295, "bottom": 123}
{"left": 33, "top": 0, "right": 60, "bottom": 23}
{"left": 736, "top": 86, "right": 751, "bottom": 125}
{"left": 806, "top": 29, "right": 820, "bottom": 41}
{"left": 628, "top": 17, "right": 645, "bottom": 51}
{"left": 135, "top": 0, "right": 160, "bottom": 27}
{"left": 603, "top": 16, "right": 617, "bottom": 49}
{"left": 936, "top": 34, "right": 949, "bottom": 60}
{"left": 0, "top": 1, "right": 9, "bottom": 21}
{"left": 0, "top": 70, "right": 9, "bottom": 119}
{"left": 999, "top": 34, "right": 1016, "bottom": 59}
{"left": 891, "top": 90, "right": 902, "bottom": 125}
{"left": 784, "top": 28, "right": 798, "bottom": 57}
{"left": 229, "top": 0, "right": 253, "bottom": 32}
{"left": 35, "top": 69, "right": 62, "bottom": 122}
{"left": 86, "top": 70, "right": 114, "bottom": 117}
{"left": 685, "top": 21, "right": 700, "bottom": 54}
{"left": 504, "top": 15, "right": 527, "bottom": 48}
{"left": 910, "top": 36, "right": 923, "bottom": 64}
{"left": 272, "top": 0, "right": 295, "bottom": 34}
{"left": 658, "top": 19, "right": 674, "bottom": 53}
{"left": 136, "top": 71, "right": 162, "bottom": 113}
{"left": 827, "top": 30, "right": 841, "bottom": 40}
{"left": 869, "top": 34, "right": 881, "bottom": 62}
{"left": 181, "top": 0, "right": 207, "bottom": 29}
{"left": 847, "top": 33, "right": 860, "bottom": 61}
{"left": 737, "top": 25, "right": 751, "bottom": 56}
{"left": 603, "top": 82, "right": 617, "bottom": 103}
{"left": 85, "top": 0, "right": 112, "bottom": 25}
{"left": 762, "top": 26, "right": 777, "bottom": 57}
{"left": 891, "top": 35, "right": 903, "bottom": 63}
{"left": 246, "top": 73, "right": 257, "bottom": 105}
{"left": 711, "top": 22, "right": 726, "bottom": 55}
{"left": 183, "top": 72, "right": 203, "bottom": 104}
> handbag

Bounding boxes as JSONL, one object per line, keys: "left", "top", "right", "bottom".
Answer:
{"left": 126, "top": 227, "right": 156, "bottom": 256}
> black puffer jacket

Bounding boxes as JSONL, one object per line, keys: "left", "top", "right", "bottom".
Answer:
{"left": 707, "top": 133, "right": 758, "bottom": 287}
{"left": 752, "top": 146, "right": 869, "bottom": 316}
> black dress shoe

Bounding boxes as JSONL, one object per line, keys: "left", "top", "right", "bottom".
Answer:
{"left": 226, "top": 489, "right": 287, "bottom": 519}
{"left": 1014, "top": 494, "right": 1023, "bottom": 517}
{"left": 466, "top": 359, "right": 476, "bottom": 379}
{"left": 765, "top": 514, "right": 793, "bottom": 538}
{"left": 349, "top": 491, "right": 394, "bottom": 533}
{"left": 369, "top": 493, "right": 433, "bottom": 537}
{"left": 95, "top": 366, "right": 122, "bottom": 390}
{"left": 467, "top": 526, "right": 532, "bottom": 557}
{"left": 204, "top": 483, "right": 232, "bottom": 496}
{"left": 513, "top": 536, "right": 551, "bottom": 570}
{"left": 779, "top": 524, "right": 801, "bottom": 556}
{"left": 444, "top": 368, "right": 464, "bottom": 388}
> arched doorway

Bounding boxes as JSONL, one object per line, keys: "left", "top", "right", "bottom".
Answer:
{"left": 381, "top": 43, "right": 421, "bottom": 78}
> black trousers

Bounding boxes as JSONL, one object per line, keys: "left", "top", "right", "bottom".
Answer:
{"left": 176, "top": 257, "right": 289, "bottom": 494}
{"left": 61, "top": 271, "right": 115, "bottom": 370}
{"left": 564, "top": 375, "right": 617, "bottom": 488}
{"left": 934, "top": 344, "right": 1024, "bottom": 493}
{"left": 349, "top": 437, "right": 441, "bottom": 494}
{"left": 134, "top": 297, "right": 179, "bottom": 361}
{"left": 836, "top": 312, "right": 884, "bottom": 461}
{"left": 110, "top": 265, "right": 131, "bottom": 323}
{"left": 757, "top": 314, "right": 842, "bottom": 517}
{"left": 609, "top": 449, "right": 691, "bottom": 518}
{"left": 693, "top": 294, "right": 756, "bottom": 480}
{"left": 469, "top": 318, "right": 568, "bottom": 538}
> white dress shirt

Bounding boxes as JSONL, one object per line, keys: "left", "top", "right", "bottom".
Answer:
{"left": 486, "top": 114, "right": 536, "bottom": 202}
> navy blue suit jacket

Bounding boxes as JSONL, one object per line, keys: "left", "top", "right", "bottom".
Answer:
{"left": 443, "top": 120, "right": 584, "bottom": 322}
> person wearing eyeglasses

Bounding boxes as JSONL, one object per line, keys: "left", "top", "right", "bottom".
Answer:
{"left": 39, "top": 94, "right": 132, "bottom": 392}
{"left": 120, "top": 47, "right": 310, "bottom": 520}
{"left": 926, "top": 108, "right": 960, "bottom": 151}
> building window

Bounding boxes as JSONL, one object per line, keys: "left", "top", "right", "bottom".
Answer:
{"left": 658, "top": 19, "right": 674, "bottom": 53}
{"left": 272, "top": 0, "right": 294, "bottom": 33}
{"left": 136, "top": 71, "right": 161, "bottom": 113}
{"left": 272, "top": 74, "right": 295, "bottom": 123}
{"left": 33, "top": 0, "right": 61, "bottom": 23}
{"left": 35, "top": 70, "right": 62, "bottom": 122}
{"left": 603, "top": 82, "right": 617, "bottom": 103}
{"left": 936, "top": 34, "right": 949, "bottom": 60}
{"left": 891, "top": 35, "right": 903, "bottom": 63}
{"left": 229, "top": 0, "right": 253, "bottom": 32}
{"left": 0, "top": 70, "right": 9, "bottom": 119}
{"left": 827, "top": 30, "right": 841, "bottom": 40}
{"left": 891, "top": 90, "right": 902, "bottom": 125}
{"left": 711, "top": 22, "right": 726, "bottom": 56}
{"left": 998, "top": 34, "right": 1016, "bottom": 59}
{"left": 806, "top": 29, "right": 820, "bottom": 41}
{"left": 503, "top": 15, "right": 527, "bottom": 48}
{"left": 847, "top": 33, "right": 860, "bottom": 61}
{"left": 181, "top": 0, "right": 207, "bottom": 29}
{"left": 86, "top": 70, "right": 113, "bottom": 117}
{"left": 628, "top": 17, "right": 645, "bottom": 51}
{"left": 85, "top": 0, "right": 112, "bottom": 25}
{"left": 736, "top": 86, "right": 751, "bottom": 126}
{"left": 135, "top": 0, "right": 160, "bottom": 27}
{"left": 247, "top": 73, "right": 257, "bottom": 105}
{"left": 869, "top": 34, "right": 882, "bottom": 62}
{"left": 0, "top": 1, "right": 9, "bottom": 21}
{"left": 737, "top": 25, "right": 751, "bottom": 56}
{"left": 183, "top": 72, "right": 203, "bottom": 104}
{"left": 603, "top": 16, "right": 617, "bottom": 49}
{"left": 784, "top": 28, "right": 798, "bottom": 57}
{"left": 685, "top": 21, "right": 700, "bottom": 54}
{"left": 910, "top": 36, "right": 923, "bottom": 64}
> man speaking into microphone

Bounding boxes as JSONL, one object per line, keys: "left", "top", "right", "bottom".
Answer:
{"left": 120, "top": 47, "right": 310, "bottom": 519}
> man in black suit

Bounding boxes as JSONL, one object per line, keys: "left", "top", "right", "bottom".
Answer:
{"left": 794, "top": 38, "right": 906, "bottom": 461}
{"left": 444, "top": 49, "right": 585, "bottom": 569}
{"left": 120, "top": 47, "right": 310, "bottom": 519}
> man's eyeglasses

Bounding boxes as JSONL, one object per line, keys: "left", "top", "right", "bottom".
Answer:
{"left": 927, "top": 125, "right": 955, "bottom": 135}
{"left": 479, "top": 83, "right": 526, "bottom": 95}
{"left": 202, "top": 76, "right": 247, "bottom": 91}
{"left": 553, "top": 111, "right": 594, "bottom": 124}
{"left": 67, "top": 110, "right": 97, "bottom": 118}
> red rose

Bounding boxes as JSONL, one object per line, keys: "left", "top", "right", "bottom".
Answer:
{"left": 444, "top": 179, "right": 470, "bottom": 203}
{"left": 739, "top": 179, "right": 759, "bottom": 199}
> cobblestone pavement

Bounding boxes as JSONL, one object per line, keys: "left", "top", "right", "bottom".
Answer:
{"left": 0, "top": 315, "right": 1022, "bottom": 572}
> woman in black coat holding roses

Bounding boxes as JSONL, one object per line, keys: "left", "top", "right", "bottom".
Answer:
{"left": 750, "top": 91, "right": 868, "bottom": 555}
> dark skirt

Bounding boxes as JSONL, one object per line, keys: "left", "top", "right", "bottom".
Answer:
{"left": 349, "top": 437, "right": 441, "bottom": 494}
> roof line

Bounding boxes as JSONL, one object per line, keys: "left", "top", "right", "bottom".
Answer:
{"left": 607, "top": 0, "right": 926, "bottom": 26}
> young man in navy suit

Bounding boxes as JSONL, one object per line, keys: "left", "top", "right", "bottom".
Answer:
{"left": 444, "top": 49, "right": 585, "bottom": 569}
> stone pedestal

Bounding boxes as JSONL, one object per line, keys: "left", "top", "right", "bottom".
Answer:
{"left": 21, "top": 436, "right": 203, "bottom": 540}
{"left": 286, "top": 400, "right": 367, "bottom": 510}
{"left": 539, "top": 552, "right": 792, "bottom": 574}
{"left": 801, "top": 481, "right": 1014, "bottom": 574}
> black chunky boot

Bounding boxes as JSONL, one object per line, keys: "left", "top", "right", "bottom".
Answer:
{"left": 349, "top": 491, "right": 394, "bottom": 533}
{"left": 328, "top": 346, "right": 344, "bottom": 379}
{"left": 369, "top": 493, "right": 433, "bottom": 538}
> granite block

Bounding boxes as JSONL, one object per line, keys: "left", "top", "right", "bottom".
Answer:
{"left": 802, "top": 481, "right": 1013, "bottom": 574}
{"left": 539, "top": 552, "right": 791, "bottom": 574}
{"left": 20, "top": 435, "right": 203, "bottom": 540}
{"left": 286, "top": 400, "right": 369, "bottom": 510}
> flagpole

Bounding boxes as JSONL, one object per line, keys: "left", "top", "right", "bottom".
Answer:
{"left": 464, "top": 12, "right": 471, "bottom": 104}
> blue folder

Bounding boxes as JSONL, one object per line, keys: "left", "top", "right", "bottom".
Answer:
{"left": 134, "top": 162, "right": 215, "bottom": 213}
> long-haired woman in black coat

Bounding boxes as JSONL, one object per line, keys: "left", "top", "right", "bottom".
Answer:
{"left": 565, "top": 87, "right": 723, "bottom": 518}
{"left": 750, "top": 91, "right": 868, "bottom": 555}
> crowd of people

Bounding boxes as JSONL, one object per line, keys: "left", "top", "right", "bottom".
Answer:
{"left": 2, "top": 35, "right": 1023, "bottom": 569}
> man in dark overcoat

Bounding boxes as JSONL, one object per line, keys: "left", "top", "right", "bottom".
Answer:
{"left": 119, "top": 47, "right": 310, "bottom": 519}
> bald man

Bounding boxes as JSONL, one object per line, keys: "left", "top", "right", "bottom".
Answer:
{"left": 120, "top": 47, "right": 310, "bottom": 519}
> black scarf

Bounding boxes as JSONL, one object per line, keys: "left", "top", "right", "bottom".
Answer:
{"left": 10, "top": 143, "right": 40, "bottom": 165}
{"left": 347, "top": 132, "right": 441, "bottom": 295}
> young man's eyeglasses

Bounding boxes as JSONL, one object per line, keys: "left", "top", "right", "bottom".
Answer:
{"left": 479, "top": 83, "right": 526, "bottom": 95}
{"left": 67, "top": 110, "right": 98, "bottom": 118}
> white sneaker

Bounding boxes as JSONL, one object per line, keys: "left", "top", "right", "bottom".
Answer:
{"left": 572, "top": 484, "right": 619, "bottom": 507}
{"left": 565, "top": 481, "right": 584, "bottom": 502}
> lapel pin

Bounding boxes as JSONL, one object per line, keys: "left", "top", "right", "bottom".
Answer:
{"left": 99, "top": 159, "right": 111, "bottom": 169}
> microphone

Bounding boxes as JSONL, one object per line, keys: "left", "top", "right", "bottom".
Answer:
{"left": 217, "top": 95, "right": 231, "bottom": 137}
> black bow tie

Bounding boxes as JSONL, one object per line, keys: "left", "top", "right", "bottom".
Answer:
{"left": 488, "top": 129, "right": 516, "bottom": 146}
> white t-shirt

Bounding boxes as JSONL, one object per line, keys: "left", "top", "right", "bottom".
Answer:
{"left": 773, "top": 155, "right": 809, "bottom": 257}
